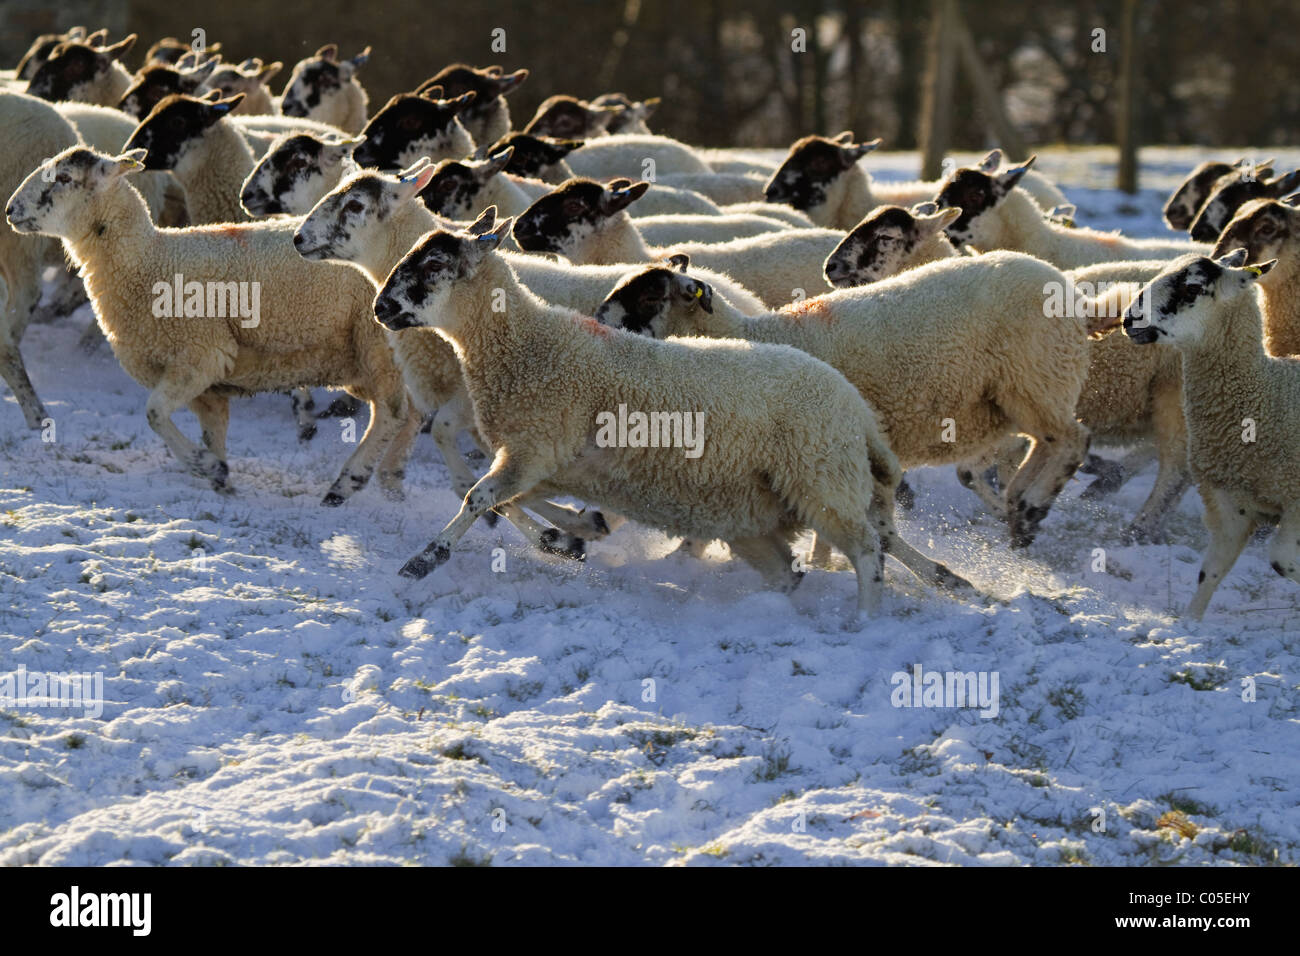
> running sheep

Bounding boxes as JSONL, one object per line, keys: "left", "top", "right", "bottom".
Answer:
{"left": 6, "top": 146, "right": 418, "bottom": 505}
{"left": 595, "top": 252, "right": 1093, "bottom": 549}
{"left": 373, "top": 206, "right": 973, "bottom": 625}
{"left": 1120, "top": 249, "right": 1300, "bottom": 619}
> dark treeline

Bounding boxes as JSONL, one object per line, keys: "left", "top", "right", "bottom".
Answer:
{"left": 3, "top": 0, "right": 1297, "bottom": 149}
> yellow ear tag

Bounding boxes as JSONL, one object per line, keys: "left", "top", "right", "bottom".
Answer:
{"left": 1247, "top": 266, "right": 1263, "bottom": 276}
{"left": 694, "top": 287, "right": 703, "bottom": 298}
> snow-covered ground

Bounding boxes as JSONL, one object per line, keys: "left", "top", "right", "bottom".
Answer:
{"left": 1, "top": 149, "right": 1296, "bottom": 866}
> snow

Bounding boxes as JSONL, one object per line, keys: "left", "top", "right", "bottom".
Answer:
{"left": 1, "top": 148, "right": 1296, "bottom": 866}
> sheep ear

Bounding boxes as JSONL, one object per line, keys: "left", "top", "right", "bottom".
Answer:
{"left": 1215, "top": 247, "right": 1250, "bottom": 268}
{"left": 467, "top": 205, "right": 499, "bottom": 236}
{"left": 478, "top": 216, "right": 511, "bottom": 248}
{"left": 640, "top": 96, "right": 661, "bottom": 118}
{"left": 1268, "top": 169, "right": 1300, "bottom": 196}
{"left": 115, "top": 148, "right": 148, "bottom": 175}
{"left": 211, "top": 93, "right": 244, "bottom": 115}
{"left": 607, "top": 177, "right": 633, "bottom": 191}
{"left": 256, "top": 61, "right": 283, "bottom": 84}
{"left": 997, "top": 155, "right": 1036, "bottom": 192}
{"left": 606, "top": 180, "right": 649, "bottom": 212}
{"left": 397, "top": 156, "right": 433, "bottom": 179}
{"left": 977, "top": 149, "right": 1003, "bottom": 173}
{"left": 925, "top": 206, "right": 963, "bottom": 230}
{"left": 103, "top": 34, "right": 137, "bottom": 62}
{"left": 832, "top": 130, "right": 855, "bottom": 145}
{"left": 495, "top": 68, "right": 527, "bottom": 94}
{"left": 1246, "top": 258, "right": 1277, "bottom": 278}
{"left": 1282, "top": 192, "right": 1300, "bottom": 207}
{"left": 315, "top": 44, "right": 338, "bottom": 62}
{"left": 199, "top": 88, "right": 222, "bottom": 102}
{"left": 86, "top": 28, "right": 110, "bottom": 47}
{"left": 67, "top": 26, "right": 87, "bottom": 40}
{"left": 418, "top": 83, "right": 444, "bottom": 100}
{"left": 667, "top": 253, "right": 690, "bottom": 272}
{"left": 911, "top": 201, "right": 939, "bottom": 215}
{"left": 446, "top": 91, "right": 477, "bottom": 112}
{"left": 484, "top": 146, "right": 513, "bottom": 175}
{"left": 350, "top": 47, "right": 371, "bottom": 69}
{"left": 845, "top": 137, "right": 882, "bottom": 161}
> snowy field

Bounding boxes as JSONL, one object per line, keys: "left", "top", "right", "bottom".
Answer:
{"left": 0, "top": 148, "right": 1296, "bottom": 866}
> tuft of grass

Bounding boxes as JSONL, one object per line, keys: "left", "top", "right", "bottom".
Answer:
{"left": 1157, "top": 810, "right": 1199, "bottom": 839}
{"left": 449, "top": 846, "right": 492, "bottom": 867}
{"left": 752, "top": 743, "right": 793, "bottom": 782}
{"left": 64, "top": 734, "right": 85, "bottom": 749}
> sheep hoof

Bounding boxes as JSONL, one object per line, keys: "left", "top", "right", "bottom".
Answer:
{"left": 933, "top": 564, "right": 975, "bottom": 592}
{"left": 540, "top": 528, "right": 586, "bottom": 561}
{"left": 321, "top": 491, "right": 347, "bottom": 507}
{"left": 585, "top": 509, "right": 611, "bottom": 537}
{"left": 317, "top": 395, "right": 364, "bottom": 419}
{"left": 895, "top": 479, "right": 915, "bottom": 512}
{"left": 483, "top": 509, "right": 500, "bottom": 528}
{"left": 297, "top": 423, "right": 318, "bottom": 443}
{"left": 1079, "top": 461, "right": 1124, "bottom": 498}
{"left": 400, "top": 545, "right": 450, "bottom": 579}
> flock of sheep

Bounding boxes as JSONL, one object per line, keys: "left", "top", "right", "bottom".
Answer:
{"left": 1, "top": 27, "right": 1297, "bottom": 626}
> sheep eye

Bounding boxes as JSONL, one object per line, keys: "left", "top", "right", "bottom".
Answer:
{"left": 56, "top": 172, "right": 71, "bottom": 184}
{"left": 1259, "top": 221, "right": 1275, "bottom": 235}
{"left": 562, "top": 199, "right": 585, "bottom": 216}
{"left": 344, "top": 199, "right": 364, "bottom": 214}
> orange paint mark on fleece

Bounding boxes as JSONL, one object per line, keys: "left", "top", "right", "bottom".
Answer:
{"left": 577, "top": 316, "right": 613, "bottom": 337}
{"left": 214, "top": 224, "right": 250, "bottom": 246}
{"left": 779, "top": 295, "right": 834, "bottom": 323}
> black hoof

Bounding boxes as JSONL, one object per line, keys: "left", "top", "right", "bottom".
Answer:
{"left": 321, "top": 491, "right": 347, "bottom": 507}
{"left": 400, "top": 545, "right": 449, "bottom": 579}
{"left": 587, "top": 510, "right": 610, "bottom": 536}
{"left": 483, "top": 509, "right": 500, "bottom": 528}
{"left": 318, "top": 395, "right": 363, "bottom": 419}
{"left": 298, "top": 424, "right": 318, "bottom": 443}
{"left": 934, "top": 564, "right": 974, "bottom": 591}
{"left": 896, "top": 479, "right": 915, "bottom": 511}
{"left": 540, "top": 528, "right": 586, "bottom": 561}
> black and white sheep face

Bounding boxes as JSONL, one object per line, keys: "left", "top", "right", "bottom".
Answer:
{"left": 242, "top": 133, "right": 360, "bottom": 217}
{"left": 27, "top": 36, "right": 135, "bottom": 102}
{"left": 352, "top": 90, "right": 476, "bottom": 171}
{"left": 594, "top": 260, "right": 713, "bottom": 338}
{"left": 824, "top": 204, "right": 961, "bottom": 286}
{"left": 373, "top": 210, "right": 510, "bottom": 331}
{"left": 591, "top": 93, "right": 659, "bottom": 134}
{"left": 524, "top": 95, "right": 618, "bottom": 138}
{"left": 1122, "top": 251, "right": 1274, "bottom": 347}
{"left": 1163, "top": 160, "right": 1236, "bottom": 231}
{"left": 203, "top": 60, "right": 281, "bottom": 106}
{"left": 416, "top": 150, "right": 512, "bottom": 219}
{"left": 1188, "top": 168, "right": 1300, "bottom": 243}
{"left": 933, "top": 157, "right": 1035, "bottom": 245}
{"left": 512, "top": 178, "right": 649, "bottom": 256}
{"left": 280, "top": 45, "right": 367, "bottom": 119}
{"left": 419, "top": 64, "right": 527, "bottom": 128}
{"left": 763, "top": 134, "right": 880, "bottom": 214}
{"left": 488, "top": 133, "right": 583, "bottom": 181}
{"left": 1212, "top": 197, "right": 1299, "bottom": 266}
{"left": 119, "top": 61, "right": 215, "bottom": 119}
{"left": 124, "top": 92, "right": 243, "bottom": 172}
{"left": 6, "top": 147, "right": 145, "bottom": 238}
{"left": 294, "top": 165, "right": 437, "bottom": 262}
{"left": 15, "top": 28, "right": 84, "bottom": 81}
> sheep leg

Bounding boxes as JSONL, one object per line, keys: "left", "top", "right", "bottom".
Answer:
{"left": 1186, "top": 487, "right": 1255, "bottom": 620}
{"left": 870, "top": 480, "right": 975, "bottom": 594}
{"left": 0, "top": 273, "right": 46, "bottom": 429}
{"left": 1003, "top": 417, "right": 1091, "bottom": 549}
{"left": 728, "top": 533, "right": 803, "bottom": 592}
{"left": 375, "top": 398, "right": 423, "bottom": 502}
{"left": 188, "top": 392, "right": 230, "bottom": 463}
{"left": 144, "top": 365, "right": 229, "bottom": 492}
{"left": 321, "top": 386, "right": 407, "bottom": 507}
{"left": 496, "top": 502, "right": 587, "bottom": 561}
{"left": 290, "top": 388, "right": 318, "bottom": 442}
{"left": 523, "top": 499, "right": 612, "bottom": 539}
{"left": 426, "top": 390, "right": 482, "bottom": 500}
{"left": 808, "top": 509, "right": 883, "bottom": 625}
{"left": 1266, "top": 507, "right": 1300, "bottom": 590}
{"left": 399, "top": 449, "right": 563, "bottom": 579}
{"left": 77, "top": 320, "right": 107, "bottom": 353}
{"left": 1123, "top": 384, "right": 1191, "bottom": 544}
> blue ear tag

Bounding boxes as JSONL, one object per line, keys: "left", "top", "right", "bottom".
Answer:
{"left": 479, "top": 233, "right": 498, "bottom": 241}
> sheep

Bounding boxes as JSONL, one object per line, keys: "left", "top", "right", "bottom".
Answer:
{"left": 590, "top": 93, "right": 659, "bottom": 134}
{"left": 15, "top": 25, "right": 95, "bottom": 81}
{"left": 722, "top": 201, "right": 814, "bottom": 228}
{"left": 635, "top": 213, "right": 790, "bottom": 245}
{"left": 523, "top": 94, "right": 620, "bottom": 138}
{"left": 279, "top": 45, "right": 372, "bottom": 134}
{"left": 350, "top": 86, "right": 477, "bottom": 170}
{"left": 1163, "top": 158, "right": 1254, "bottom": 231}
{"left": 292, "top": 164, "right": 617, "bottom": 557}
{"left": 6, "top": 145, "right": 419, "bottom": 505}
{"left": 1213, "top": 194, "right": 1300, "bottom": 357}
{"left": 764, "top": 135, "right": 1068, "bottom": 230}
{"left": 373, "top": 206, "right": 974, "bottom": 624}
{"left": 144, "top": 36, "right": 222, "bottom": 68}
{"left": 596, "top": 252, "right": 1093, "bottom": 549}
{"left": 512, "top": 178, "right": 843, "bottom": 308}
{"left": 26, "top": 35, "right": 137, "bottom": 106}
{"left": 201, "top": 57, "right": 284, "bottom": 116}
{"left": 566, "top": 134, "right": 713, "bottom": 178}
{"left": 414, "top": 149, "right": 551, "bottom": 222}
{"left": 415, "top": 64, "right": 528, "bottom": 145}
{"left": 240, "top": 131, "right": 362, "bottom": 217}
{"left": 935, "top": 155, "right": 1210, "bottom": 267}
{"left": 824, "top": 202, "right": 1191, "bottom": 541}
{"left": 293, "top": 165, "right": 766, "bottom": 482}
{"left": 0, "top": 91, "right": 79, "bottom": 428}
{"left": 118, "top": 58, "right": 219, "bottom": 118}
{"left": 1186, "top": 166, "right": 1300, "bottom": 243}
{"left": 486, "top": 131, "right": 584, "bottom": 184}
{"left": 700, "top": 149, "right": 780, "bottom": 177}
{"left": 1118, "top": 249, "right": 1298, "bottom": 618}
